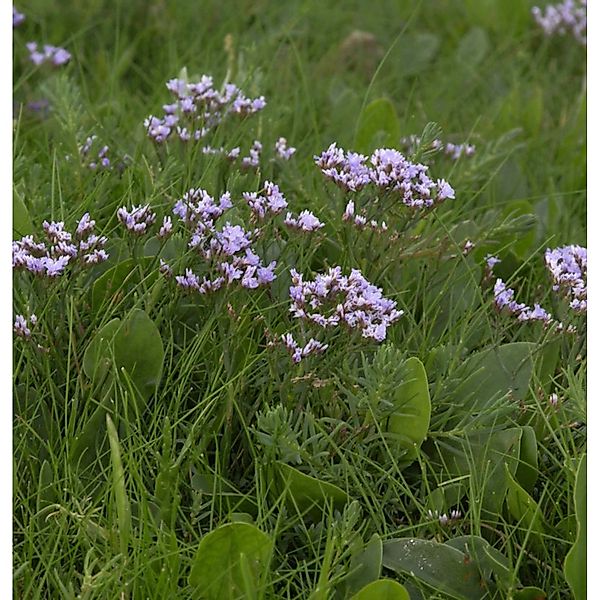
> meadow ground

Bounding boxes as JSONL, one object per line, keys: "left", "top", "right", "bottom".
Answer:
{"left": 13, "top": 1, "right": 586, "bottom": 598}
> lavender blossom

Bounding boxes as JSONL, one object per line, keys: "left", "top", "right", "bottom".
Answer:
{"left": 485, "top": 254, "right": 501, "bottom": 270}
{"left": 284, "top": 210, "right": 324, "bottom": 232}
{"left": 117, "top": 204, "right": 157, "bottom": 235}
{"left": 145, "top": 74, "right": 266, "bottom": 145}
{"left": 544, "top": 245, "right": 587, "bottom": 312}
{"left": 315, "top": 143, "right": 371, "bottom": 192}
{"left": 289, "top": 267, "right": 403, "bottom": 341}
{"left": 401, "top": 135, "right": 476, "bottom": 160}
{"left": 13, "top": 7, "right": 25, "bottom": 27}
{"left": 14, "top": 314, "right": 36, "bottom": 339}
{"left": 13, "top": 215, "right": 108, "bottom": 277}
{"left": 158, "top": 216, "right": 173, "bottom": 239}
{"left": 241, "top": 140, "right": 262, "bottom": 169}
{"left": 281, "top": 333, "right": 329, "bottom": 363}
{"left": 27, "top": 42, "right": 71, "bottom": 67}
{"left": 532, "top": 0, "right": 586, "bottom": 45}
{"left": 274, "top": 137, "right": 296, "bottom": 160}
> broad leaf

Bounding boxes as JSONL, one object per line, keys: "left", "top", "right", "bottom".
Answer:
{"left": 276, "top": 462, "right": 350, "bottom": 519}
{"left": 383, "top": 538, "right": 489, "bottom": 599}
{"left": 344, "top": 533, "right": 383, "bottom": 595}
{"left": 82, "top": 318, "right": 121, "bottom": 384}
{"left": 386, "top": 357, "right": 431, "bottom": 463}
{"left": 188, "top": 522, "right": 272, "bottom": 599}
{"left": 505, "top": 464, "right": 545, "bottom": 544}
{"left": 113, "top": 309, "right": 164, "bottom": 401}
{"left": 355, "top": 98, "right": 400, "bottom": 153}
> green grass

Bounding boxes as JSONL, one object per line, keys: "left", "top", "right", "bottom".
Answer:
{"left": 13, "top": 0, "right": 586, "bottom": 598}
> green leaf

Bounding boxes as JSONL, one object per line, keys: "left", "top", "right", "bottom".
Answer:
{"left": 444, "top": 536, "right": 512, "bottom": 588}
{"left": 515, "top": 426, "right": 538, "bottom": 492}
{"left": 113, "top": 309, "right": 164, "bottom": 401}
{"left": 275, "top": 462, "right": 350, "bottom": 519}
{"left": 13, "top": 192, "right": 34, "bottom": 237}
{"left": 447, "top": 342, "right": 536, "bottom": 427}
{"left": 82, "top": 318, "right": 121, "bottom": 384}
{"left": 386, "top": 357, "right": 431, "bottom": 463}
{"left": 344, "top": 533, "right": 383, "bottom": 595}
{"left": 434, "top": 427, "right": 523, "bottom": 514}
{"left": 351, "top": 579, "right": 410, "bottom": 600}
{"left": 564, "top": 454, "right": 586, "bottom": 600}
{"left": 456, "top": 27, "right": 490, "bottom": 68}
{"left": 504, "top": 464, "right": 545, "bottom": 543}
{"left": 106, "top": 414, "right": 130, "bottom": 557}
{"left": 91, "top": 257, "right": 155, "bottom": 313}
{"left": 188, "top": 522, "right": 272, "bottom": 599}
{"left": 500, "top": 201, "right": 537, "bottom": 259}
{"left": 355, "top": 98, "right": 400, "bottom": 153}
{"left": 383, "top": 538, "right": 489, "bottom": 599}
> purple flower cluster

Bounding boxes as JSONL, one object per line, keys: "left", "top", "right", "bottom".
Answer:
{"left": 544, "top": 245, "right": 587, "bottom": 312}
{"left": 26, "top": 42, "right": 71, "bottom": 66}
{"left": 144, "top": 74, "right": 266, "bottom": 144}
{"left": 117, "top": 204, "right": 157, "bottom": 235}
{"left": 13, "top": 6, "right": 25, "bottom": 27}
{"left": 168, "top": 187, "right": 277, "bottom": 294}
{"left": 243, "top": 181, "right": 288, "bottom": 220}
{"left": 493, "top": 279, "right": 553, "bottom": 324}
{"left": 284, "top": 210, "right": 324, "bottom": 232}
{"left": 14, "top": 313, "right": 37, "bottom": 339}
{"left": 241, "top": 140, "right": 263, "bottom": 169}
{"left": 13, "top": 213, "right": 108, "bottom": 276}
{"left": 289, "top": 267, "right": 403, "bottom": 342}
{"left": 79, "top": 135, "right": 113, "bottom": 170}
{"left": 274, "top": 137, "right": 296, "bottom": 160}
{"left": 532, "top": 0, "right": 586, "bottom": 45}
{"left": 315, "top": 144, "right": 454, "bottom": 208}
{"left": 281, "top": 334, "right": 328, "bottom": 364}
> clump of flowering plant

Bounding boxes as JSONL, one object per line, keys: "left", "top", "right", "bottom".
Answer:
{"left": 144, "top": 74, "right": 266, "bottom": 144}
{"left": 532, "top": 0, "right": 586, "bottom": 45}
{"left": 544, "top": 245, "right": 587, "bottom": 312}
{"left": 13, "top": 213, "right": 108, "bottom": 277}
{"left": 26, "top": 42, "right": 71, "bottom": 66}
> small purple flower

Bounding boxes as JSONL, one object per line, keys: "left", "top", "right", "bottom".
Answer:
{"left": 76, "top": 213, "right": 96, "bottom": 239}
{"left": 485, "top": 254, "right": 501, "bottom": 270}
{"left": 13, "top": 7, "right": 25, "bottom": 28}
{"left": 159, "top": 259, "right": 173, "bottom": 278}
{"left": 158, "top": 216, "right": 173, "bottom": 239}
{"left": 117, "top": 204, "right": 157, "bottom": 235}
{"left": 284, "top": 210, "right": 324, "bottom": 232}
{"left": 14, "top": 314, "right": 34, "bottom": 339}
{"left": 27, "top": 42, "right": 71, "bottom": 66}
{"left": 544, "top": 245, "right": 587, "bottom": 313}
{"left": 532, "top": 0, "right": 586, "bottom": 45}
{"left": 241, "top": 140, "right": 262, "bottom": 169}
{"left": 274, "top": 137, "right": 296, "bottom": 160}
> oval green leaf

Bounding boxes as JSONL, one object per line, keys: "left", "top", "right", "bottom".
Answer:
{"left": 82, "top": 318, "right": 121, "bottom": 384}
{"left": 188, "top": 522, "right": 272, "bottom": 599}
{"left": 355, "top": 98, "right": 400, "bottom": 153}
{"left": 383, "top": 538, "right": 487, "bottom": 599}
{"left": 113, "top": 309, "right": 164, "bottom": 401}
{"left": 276, "top": 462, "right": 350, "bottom": 519}
{"left": 386, "top": 357, "right": 431, "bottom": 463}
